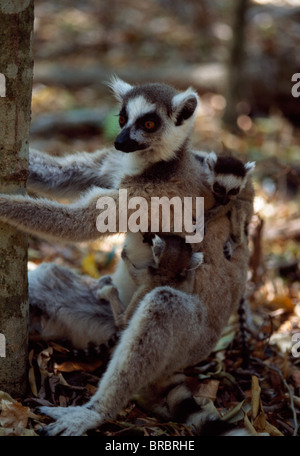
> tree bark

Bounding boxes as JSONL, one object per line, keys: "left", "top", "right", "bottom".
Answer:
{"left": 223, "top": 0, "right": 249, "bottom": 129}
{"left": 0, "top": 0, "right": 33, "bottom": 397}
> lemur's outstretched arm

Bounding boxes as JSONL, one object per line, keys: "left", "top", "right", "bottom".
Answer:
{"left": 28, "top": 147, "right": 119, "bottom": 199}
{"left": 0, "top": 187, "right": 119, "bottom": 242}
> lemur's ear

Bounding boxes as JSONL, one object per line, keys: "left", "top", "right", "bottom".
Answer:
{"left": 107, "top": 75, "right": 133, "bottom": 102}
{"left": 151, "top": 234, "right": 165, "bottom": 267}
{"left": 172, "top": 88, "right": 199, "bottom": 126}
{"left": 204, "top": 151, "right": 218, "bottom": 170}
{"left": 244, "top": 161, "right": 256, "bottom": 174}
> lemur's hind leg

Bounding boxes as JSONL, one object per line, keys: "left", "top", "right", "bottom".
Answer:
{"left": 38, "top": 286, "right": 207, "bottom": 436}
{"left": 29, "top": 263, "right": 117, "bottom": 349}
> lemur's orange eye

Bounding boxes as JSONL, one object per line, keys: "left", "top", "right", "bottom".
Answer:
{"left": 119, "top": 115, "right": 126, "bottom": 127}
{"left": 144, "top": 120, "right": 155, "bottom": 130}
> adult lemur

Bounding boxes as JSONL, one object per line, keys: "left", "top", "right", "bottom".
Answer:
{"left": 0, "top": 77, "right": 254, "bottom": 435}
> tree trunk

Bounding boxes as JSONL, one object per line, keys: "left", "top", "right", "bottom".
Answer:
{"left": 0, "top": 0, "right": 34, "bottom": 397}
{"left": 223, "top": 0, "right": 249, "bottom": 129}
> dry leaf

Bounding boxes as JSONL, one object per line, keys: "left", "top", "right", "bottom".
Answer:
{"left": 268, "top": 295, "right": 294, "bottom": 312}
{"left": 28, "top": 349, "right": 38, "bottom": 397}
{"left": 0, "top": 391, "right": 16, "bottom": 407}
{"left": 194, "top": 380, "right": 219, "bottom": 402}
{"left": 28, "top": 366, "right": 38, "bottom": 397}
{"left": 193, "top": 397, "right": 219, "bottom": 418}
{"left": 263, "top": 421, "right": 284, "bottom": 436}
{"left": 0, "top": 427, "right": 37, "bottom": 436}
{"left": 50, "top": 341, "right": 70, "bottom": 354}
{"left": 37, "top": 346, "right": 53, "bottom": 373}
{"left": 213, "top": 330, "right": 236, "bottom": 352}
{"left": 250, "top": 376, "right": 283, "bottom": 436}
{"left": 0, "top": 400, "right": 30, "bottom": 429}
{"left": 244, "top": 413, "right": 258, "bottom": 436}
{"left": 54, "top": 359, "right": 103, "bottom": 373}
{"left": 85, "top": 383, "right": 98, "bottom": 395}
{"left": 81, "top": 253, "right": 100, "bottom": 278}
{"left": 221, "top": 398, "right": 251, "bottom": 423}
{"left": 251, "top": 376, "right": 261, "bottom": 420}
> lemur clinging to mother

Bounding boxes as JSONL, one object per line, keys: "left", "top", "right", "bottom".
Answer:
{"left": 98, "top": 233, "right": 204, "bottom": 330}
{"left": 0, "top": 76, "right": 254, "bottom": 435}
{"left": 202, "top": 151, "right": 255, "bottom": 257}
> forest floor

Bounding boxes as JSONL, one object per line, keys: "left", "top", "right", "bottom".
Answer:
{"left": 0, "top": 0, "right": 299, "bottom": 437}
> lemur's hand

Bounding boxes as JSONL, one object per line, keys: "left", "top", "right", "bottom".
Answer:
{"left": 37, "top": 405, "right": 103, "bottom": 436}
{"left": 97, "top": 274, "right": 113, "bottom": 288}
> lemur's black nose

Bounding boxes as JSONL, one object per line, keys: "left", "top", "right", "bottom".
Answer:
{"left": 214, "top": 194, "right": 230, "bottom": 205}
{"left": 114, "top": 128, "right": 146, "bottom": 153}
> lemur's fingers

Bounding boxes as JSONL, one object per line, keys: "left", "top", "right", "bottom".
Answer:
{"left": 151, "top": 234, "right": 165, "bottom": 265}
{"left": 37, "top": 406, "right": 103, "bottom": 436}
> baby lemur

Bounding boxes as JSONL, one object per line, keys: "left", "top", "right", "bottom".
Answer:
{"left": 99, "top": 233, "right": 204, "bottom": 329}
{"left": 202, "top": 151, "right": 255, "bottom": 258}
{"left": 0, "top": 76, "right": 254, "bottom": 435}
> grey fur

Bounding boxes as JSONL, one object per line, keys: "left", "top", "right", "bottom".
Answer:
{"left": 29, "top": 263, "right": 116, "bottom": 348}
{"left": 28, "top": 147, "right": 121, "bottom": 199}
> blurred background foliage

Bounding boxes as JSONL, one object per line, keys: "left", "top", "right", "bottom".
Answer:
{"left": 25, "top": 0, "right": 300, "bottom": 435}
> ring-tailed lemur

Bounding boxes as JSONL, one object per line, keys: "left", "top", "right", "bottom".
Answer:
{"left": 98, "top": 233, "right": 204, "bottom": 329}
{"left": 201, "top": 151, "right": 255, "bottom": 259}
{"left": 28, "top": 149, "right": 255, "bottom": 348}
{"left": 0, "top": 77, "right": 253, "bottom": 435}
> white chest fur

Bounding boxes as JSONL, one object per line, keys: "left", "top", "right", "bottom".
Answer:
{"left": 112, "top": 232, "right": 153, "bottom": 306}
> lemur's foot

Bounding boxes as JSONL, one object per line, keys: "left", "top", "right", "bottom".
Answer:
{"left": 37, "top": 405, "right": 103, "bottom": 436}
{"left": 98, "top": 284, "right": 119, "bottom": 301}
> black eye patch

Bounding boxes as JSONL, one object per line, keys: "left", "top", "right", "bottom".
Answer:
{"left": 136, "top": 112, "right": 162, "bottom": 133}
{"left": 118, "top": 107, "right": 128, "bottom": 127}
{"left": 228, "top": 187, "right": 240, "bottom": 196}
{"left": 213, "top": 183, "right": 226, "bottom": 194}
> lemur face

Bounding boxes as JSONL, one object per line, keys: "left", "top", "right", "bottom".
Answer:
{"left": 108, "top": 76, "right": 199, "bottom": 161}
{"left": 204, "top": 152, "right": 255, "bottom": 205}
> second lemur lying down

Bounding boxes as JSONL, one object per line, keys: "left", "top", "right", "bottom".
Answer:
{"left": 98, "top": 233, "right": 204, "bottom": 329}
